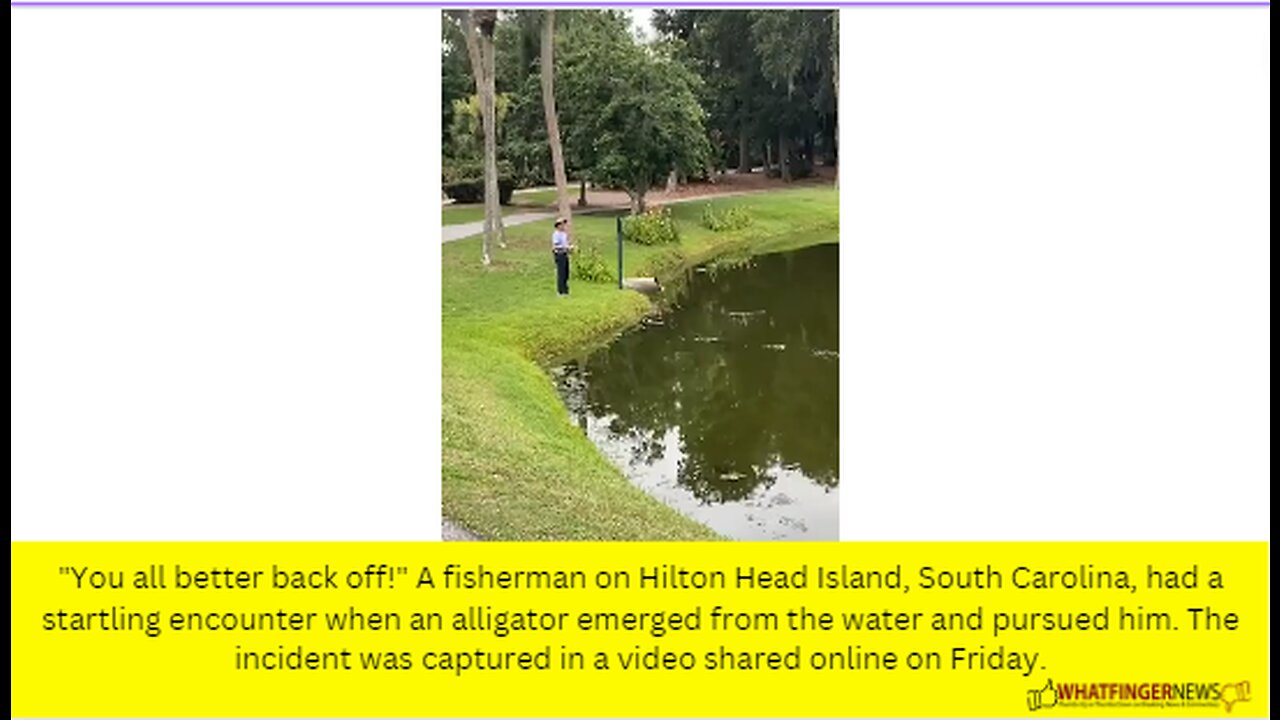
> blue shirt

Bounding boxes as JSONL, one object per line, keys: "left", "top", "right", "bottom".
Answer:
{"left": 552, "top": 229, "right": 569, "bottom": 252}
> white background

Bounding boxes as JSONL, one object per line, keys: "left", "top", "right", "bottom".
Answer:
{"left": 842, "top": 8, "right": 1270, "bottom": 539}
{"left": 11, "top": 6, "right": 1269, "bottom": 542}
{"left": 11, "top": 8, "right": 441, "bottom": 539}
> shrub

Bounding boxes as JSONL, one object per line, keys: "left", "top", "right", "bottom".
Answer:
{"left": 700, "top": 203, "right": 753, "bottom": 232}
{"left": 705, "top": 253, "right": 755, "bottom": 279}
{"left": 724, "top": 206, "right": 752, "bottom": 229}
{"left": 442, "top": 158, "right": 515, "bottom": 204}
{"left": 623, "top": 207, "right": 680, "bottom": 246}
{"left": 442, "top": 178, "right": 515, "bottom": 205}
{"left": 442, "top": 158, "right": 482, "bottom": 185}
{"left": 572, "top": 240, "right": 615, "bottom": 284}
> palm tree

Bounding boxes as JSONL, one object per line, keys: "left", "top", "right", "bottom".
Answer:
{"left": 540, "top": 10, "right": 572, "bottom": 227}
{"left": 458, "top": 9, "right": 505, "bottom": 264}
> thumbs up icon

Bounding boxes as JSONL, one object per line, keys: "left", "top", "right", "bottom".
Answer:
{"left": 1221, "top": 681, "right": 1251, "bottom": 712}
{"left": 1027, "top": 679, "right": 1058, "bottom": 711}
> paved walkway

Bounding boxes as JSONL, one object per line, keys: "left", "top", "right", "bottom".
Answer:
{"left": 442, "top": 211, "right": 555, "bottom": 243}
{"left": 440, "top": 189, "right": 776, "bottom": 243}
{"left": 441, "top": 172, "right": 835, "bottom": 243}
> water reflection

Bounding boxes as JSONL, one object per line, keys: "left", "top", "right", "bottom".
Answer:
{"left": 554, "top": 242, "right": 838, "bottom": 540}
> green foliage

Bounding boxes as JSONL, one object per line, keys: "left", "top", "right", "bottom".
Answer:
{"left": 654, "top": 11, "right": 770, "bottom": 165}
{"left": 442, "top": 8, "right": 839, "bottom": 209}
{"left": 442, "top": 158, "right": 481, "bottom": 185}
{"left": 495, "top": 54, "right": 554, "bottom": 188}
{"left": 443, "top": 180, "right": 515, "bottom": 205}
{"left": 703, "top": 253, "right": 756, "bottom": 283}
{"left": 654, "top": 10, "right": 838, "bottom": 178}
{"left": 623, "top": 207, "right": 680, "bottom": 246}
{"left": 571, "top": 240, "right": 616, "bottom": 284}
{"left": 447, "top": 94, "right": 513, "bottom": 161}
{"left": 700, "top": 203, "right": 753, "bottom": 232}
{"left": 749, "top": 11, "right": 837, "bottom": 169}
{"left": 442, "top": 158, "right": 515, "bottom": 204}
{"left": 441, "top": 16, "right": 473, "bottom": 153}
{"left": 557, "top": 14, "right": 710, "bottom": 207}
{"left": 724, "top": 207, "right": 753, "bottom": 230}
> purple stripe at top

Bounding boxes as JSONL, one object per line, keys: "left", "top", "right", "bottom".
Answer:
{"left": 8, "top": 1, "right": 1274, "bottom": 6}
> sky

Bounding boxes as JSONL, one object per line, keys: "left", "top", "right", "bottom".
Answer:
{"left": 628, "top": 8, "right": 655, "bottom": 40}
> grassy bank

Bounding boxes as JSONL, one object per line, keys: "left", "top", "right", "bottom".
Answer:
{"left": 442, "top": 185, "right": 838, "bottom": 540}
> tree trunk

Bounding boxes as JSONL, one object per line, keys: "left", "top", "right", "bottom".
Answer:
{"left": 832, "top": 10, "right": 839, "bottom": 189}
{"left": 459, "top": 12, "right": 489, "bottom": 264}
{"left": 764, "top": 140, "right": 772, "bottom": 173}
{"left": 480, "top": 12, "right": 504, "bottom": 249}
{"left": 666, "top": 169, "right": 678, "bottom": 194}
{"left": 461, "top": 10, "right": 504, "bottom": 264}
{"left": 578, "top": 177, "right": 588, "bottom": 207}
{"left": 779, "top": 131, "right": 791, "bottom": 182}
{"left": 738, "top": 128, "right": 750, "bottom": 173}
{"left": 628, "top": 180, "right": 648, "bottom": 215}
{"left": 539, "top": 10, "right": 572, "bottom": 226}
{"left": 825, "top": 117, "right": 838, "bottom": 165}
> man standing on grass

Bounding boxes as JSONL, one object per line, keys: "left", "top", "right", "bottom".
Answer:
{"left": 552, "top": 217, "right": 573, "bottom": 296}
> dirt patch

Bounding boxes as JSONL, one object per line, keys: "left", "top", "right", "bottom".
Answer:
{"left": 579, "top": 166, "right": 836, "bottom": 209}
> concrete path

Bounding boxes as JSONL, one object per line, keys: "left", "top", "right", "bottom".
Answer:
{"left": 442, "top": 517, "right": 482, "bottom": 541}
{"left": 440, "top": 190, "right": 768, "bottom": 243}
{"left": 442, "top": 212, "right": 554, "bottom": 243}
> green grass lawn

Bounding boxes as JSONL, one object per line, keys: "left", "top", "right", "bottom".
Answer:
{"left": 511, "top": 188, "right": 558, "bottom": 207}
{"left": 442, "top": 204, "right": 520, "bottom": 226}
{"left": 442, "top": 190, "right": 559, "bottom": 227}
{"left": 443, "top": 186, "right": 838, "bottom": 540}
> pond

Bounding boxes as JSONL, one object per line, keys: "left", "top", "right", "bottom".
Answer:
{"left": 553, "top": 240, "right": 839, "bottom": 540}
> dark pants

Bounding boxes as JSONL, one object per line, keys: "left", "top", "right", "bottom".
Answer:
{"left": 554, "top": 251, "right": 570, "bottom": 295}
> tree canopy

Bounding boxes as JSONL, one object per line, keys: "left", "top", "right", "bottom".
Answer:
{"left": 442, "top": 9, "right": 838, "bottom": 212}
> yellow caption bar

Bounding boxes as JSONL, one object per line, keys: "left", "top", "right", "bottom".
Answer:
{"left": 10, "top": 542, "right": 1269, "bottom": 717}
